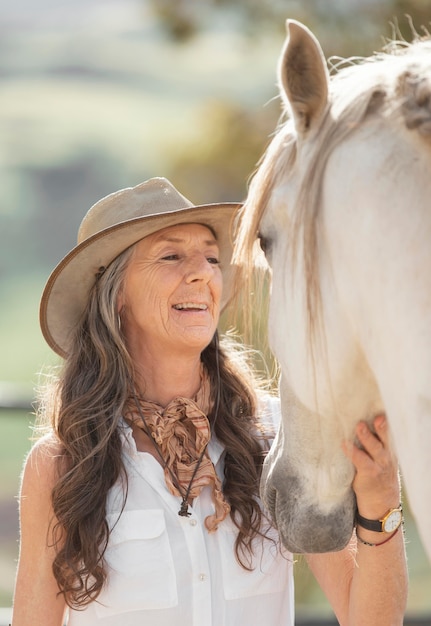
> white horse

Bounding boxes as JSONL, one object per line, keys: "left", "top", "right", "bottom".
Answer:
{"left": 234, "top": 19, "right": 431, "bottom": 560}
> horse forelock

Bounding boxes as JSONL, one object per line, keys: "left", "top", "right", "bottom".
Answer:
{"left": 234, "top": 122, "right": 296, "bottom": 269}
{"left": 232, "top": 122, "right": 297, "bottom": 337}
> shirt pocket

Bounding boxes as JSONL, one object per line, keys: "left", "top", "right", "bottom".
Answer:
{"left": 94, "top": 509, "right": 178, "bottom": 617}
{"left": 218, "top": 519, "right": 292, "bottom": 600}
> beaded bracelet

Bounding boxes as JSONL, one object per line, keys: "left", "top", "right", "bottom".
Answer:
{"left": 356, "top": 525, "right": 400, "bottom": 547}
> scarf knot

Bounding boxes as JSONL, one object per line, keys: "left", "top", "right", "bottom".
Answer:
{"left": 126, "top": 376, "right": 230, "bottom": 532}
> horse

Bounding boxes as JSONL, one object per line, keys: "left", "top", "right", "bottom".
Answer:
{"left": 234, "top": 19, "right": 431, "bottom": 561}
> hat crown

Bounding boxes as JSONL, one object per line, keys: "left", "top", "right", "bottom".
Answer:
{"left": 78, "top": 177, "right": 194, "bottom": 244}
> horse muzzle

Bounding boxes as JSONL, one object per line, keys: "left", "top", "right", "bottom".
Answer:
{"left": 261, "top": 461, "right": 356, "bottom": 553}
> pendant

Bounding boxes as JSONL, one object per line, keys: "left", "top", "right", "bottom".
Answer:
{"left": 178, "top": 499, "right": 191, "bottom": 517}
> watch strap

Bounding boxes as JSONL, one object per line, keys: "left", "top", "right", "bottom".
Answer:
{"left": 356, "top": 513, "right": 384, "bottom": 532}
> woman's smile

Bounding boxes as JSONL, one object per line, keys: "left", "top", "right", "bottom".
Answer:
{"left": 172, "top": 302, "right": 208, "bottom": 311}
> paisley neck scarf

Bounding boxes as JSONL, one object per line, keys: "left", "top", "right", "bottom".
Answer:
{"left": 126, "top": 373, "right": 230, "bottom": 532}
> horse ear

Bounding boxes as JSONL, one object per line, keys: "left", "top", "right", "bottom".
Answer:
{"left": 278, "top": 19, "right": 329, "bottom": 135}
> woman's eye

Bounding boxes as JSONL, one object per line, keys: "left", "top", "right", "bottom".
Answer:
{"left": 161, "top": 254, "right": 179, "bottom": 261}
{"left": 207, "top": 257, "right": 220, "bottom": 265}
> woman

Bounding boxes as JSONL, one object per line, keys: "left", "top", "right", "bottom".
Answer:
{"left": 12, "top": 177, "right": 407, "bottom": 625}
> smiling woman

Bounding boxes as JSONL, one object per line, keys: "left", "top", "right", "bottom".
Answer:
{"left": 11, "top": 177, "right": 296, "bottom": 626}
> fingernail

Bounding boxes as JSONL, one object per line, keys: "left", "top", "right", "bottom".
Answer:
{"left": 375, "top": 414, "right": 385, "bottom": 428}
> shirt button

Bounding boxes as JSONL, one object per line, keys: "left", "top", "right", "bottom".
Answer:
{"left": 190, "top": 518, "right": 197, "bottom": 526}
{"left": 199, "top": 573, "right": 207, "bottom": 582}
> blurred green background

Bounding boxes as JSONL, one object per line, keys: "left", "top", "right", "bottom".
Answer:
{"left": 1, "top": 0, "right": 431, "bottom": 618}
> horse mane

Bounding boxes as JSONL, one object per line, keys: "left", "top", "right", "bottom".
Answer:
{"left": 234, "top": 34, "right": 431, "bottom": 346}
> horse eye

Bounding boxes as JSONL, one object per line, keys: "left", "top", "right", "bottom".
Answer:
{"left": 257, "top": 232, "right": 270, "bottom": 256}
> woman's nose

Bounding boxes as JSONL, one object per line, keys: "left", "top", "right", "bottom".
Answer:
{"left": 185, "top": 254, "right": 213, "bottom": 283}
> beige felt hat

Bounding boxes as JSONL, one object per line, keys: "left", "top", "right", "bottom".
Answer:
{"left": 40, "top": 177, "right": 241, "bottom": 358}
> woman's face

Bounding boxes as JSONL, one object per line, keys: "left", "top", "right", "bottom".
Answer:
{"left": 119, "top": 223, "right": 223, "bottom": 358}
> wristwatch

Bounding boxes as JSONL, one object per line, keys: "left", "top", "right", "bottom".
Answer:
{"left": 356, "top": 505, "right": 403, "bottom": 533}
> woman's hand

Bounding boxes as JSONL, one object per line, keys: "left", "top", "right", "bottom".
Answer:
{"left": 342, "top": 414, "right": 401, "bottom": 519}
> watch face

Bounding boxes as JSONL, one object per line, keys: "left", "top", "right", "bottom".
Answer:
{"left": 383, "top": 509, "right": 402, "bottom": 532}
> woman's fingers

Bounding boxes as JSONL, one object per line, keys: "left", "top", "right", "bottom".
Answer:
{"left": 342, "top": 414, "right": 401, "bottom": 515}
{"left": 355, "top": 418, "right": 385, "bottom": 462}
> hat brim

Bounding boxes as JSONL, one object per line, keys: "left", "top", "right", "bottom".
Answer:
{"left": 40, "top": 202, "right": 241, "bottom": 357}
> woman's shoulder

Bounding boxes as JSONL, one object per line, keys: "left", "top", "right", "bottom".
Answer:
{"left": 27, "top": 430, "right": 63, "bottom": 460}
{"left": 21, "top": 431, "right": 63, "bottom": 491}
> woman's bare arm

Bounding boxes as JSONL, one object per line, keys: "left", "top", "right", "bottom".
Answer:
{"left": 12, "top": 435, "right": 67, "bottom": 626}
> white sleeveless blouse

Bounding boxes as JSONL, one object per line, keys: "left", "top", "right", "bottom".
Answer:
{"left": 66, "top": 397, "right": 294, "bottom": 626}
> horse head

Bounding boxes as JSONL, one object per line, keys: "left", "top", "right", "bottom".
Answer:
{"left": 235, "top": 20, "right": 431, "bottom": 558}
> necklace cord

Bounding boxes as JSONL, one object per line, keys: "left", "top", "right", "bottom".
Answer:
{"left": 132, "top": 391, "right": 209, "bottom": 516}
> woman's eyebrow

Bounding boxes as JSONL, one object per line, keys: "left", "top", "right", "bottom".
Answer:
{"left": 157, "top": 234, "right": 218, "bottom": 246}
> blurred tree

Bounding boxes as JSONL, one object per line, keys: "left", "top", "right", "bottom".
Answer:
{"left": 147, "top": 0, "right": 430, "bottom": 56}
{"left": 166, "top": 98, "right": 280, "bottom": 203}
{"left": 149, "top": 0, "right": 198, "bottom": 41}
{"left": 147, "top": 0, "right": 286, "bottom": 42}
{"left": 389, "top": 0, "right": 431, "bottom": 39}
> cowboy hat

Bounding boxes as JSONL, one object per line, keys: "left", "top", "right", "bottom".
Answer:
{"left": 40, "top": 177, "right": 241, "bottom": 357}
